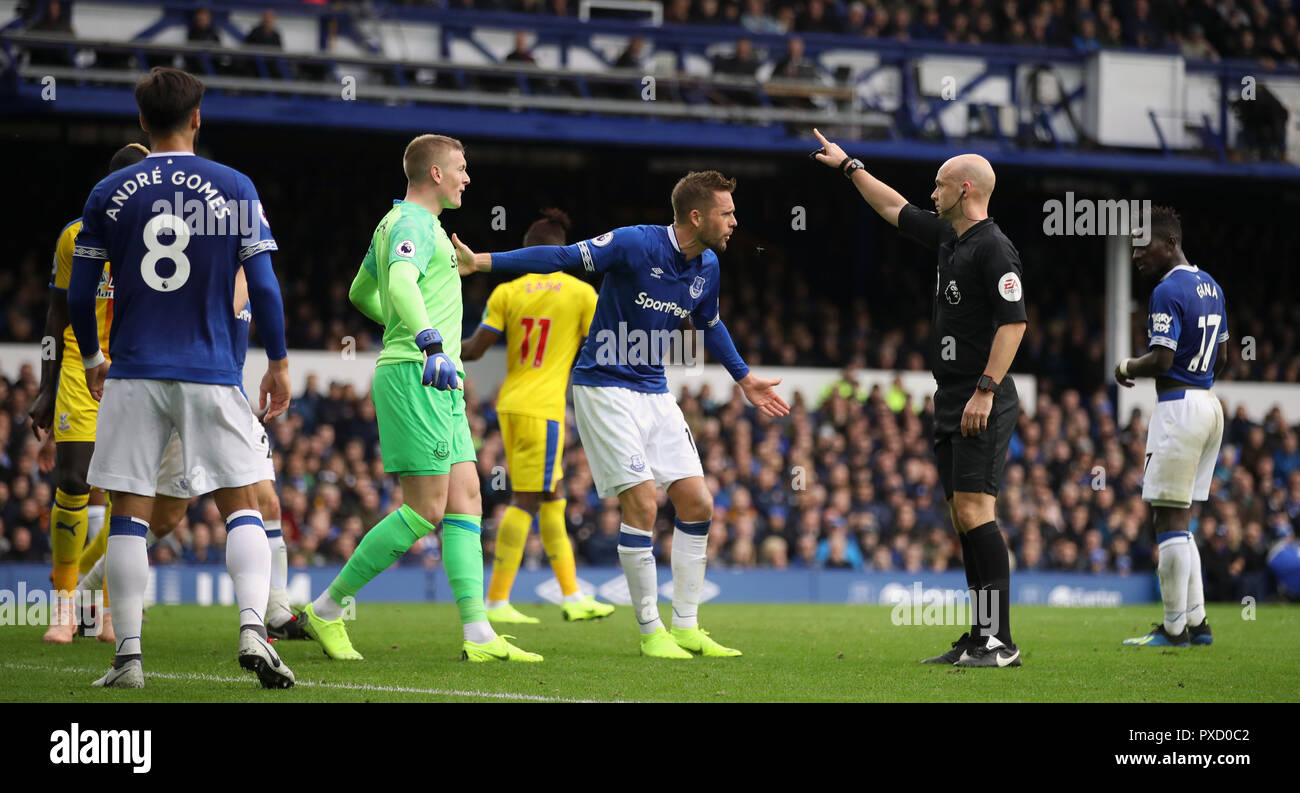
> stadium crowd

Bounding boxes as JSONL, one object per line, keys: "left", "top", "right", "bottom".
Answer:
{"left": 0, "top": 358, "right": 1295, "bottom": 600}
{"left": 16, "top": 0, "right": 1300, "bottom": 64}
{"left": 431, "top": 0, "right": 1295, "bottom": 61}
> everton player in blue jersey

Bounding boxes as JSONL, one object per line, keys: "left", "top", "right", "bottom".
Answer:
{"left": 454, "top": 171, "right": 789, "bottom": 659}
{"left": 68, "top": 67, "right": 294, "bottom": 688}
{"left": 1116, "top": 206, "right": 1226, "bottom": 648}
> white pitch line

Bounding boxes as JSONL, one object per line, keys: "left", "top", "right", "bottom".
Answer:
{"left": 0, "top": 662, "right": 628, "bottom": 703}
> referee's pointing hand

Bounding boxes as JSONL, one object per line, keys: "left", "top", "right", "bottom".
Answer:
{"left": 961, "top": 389, "right": 993, "bottom": 437}
{"left": 810, "top": 128, "right": 848, "bottom": 169}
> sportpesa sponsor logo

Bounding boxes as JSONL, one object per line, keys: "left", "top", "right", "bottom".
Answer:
{"left": 634, "top": 291, "right": 691, "bottom": 318}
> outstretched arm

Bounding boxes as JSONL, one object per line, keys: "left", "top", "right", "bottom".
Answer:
{"left": 452, "top": 234, "right": 576, "bottom": 275}
{"left": 810, "top": 128, "right": 908, "bottom": 228}
{"left": 453, "top": 229, "right": 631, "bottom": 277}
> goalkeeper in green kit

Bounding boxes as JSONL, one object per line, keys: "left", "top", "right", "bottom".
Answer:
{"left": 299, "top": 134, "right": 541, "bottom": 662}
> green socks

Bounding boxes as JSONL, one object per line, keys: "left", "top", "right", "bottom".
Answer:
{"left": 442, "top": 513, "right": 487, "bottom": 626}
{"left": 322, "top": 508, "right": 487, "bottom": 630}
{"left": 326, "top": 504, "right": 431, "bottom": 608}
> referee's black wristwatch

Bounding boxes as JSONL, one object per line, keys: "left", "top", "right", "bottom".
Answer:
{"left": 838, "top": 156, "right": 864, "bottom": 179}
{"left": 976, "top": 373, "right": 998, "bottom": 393}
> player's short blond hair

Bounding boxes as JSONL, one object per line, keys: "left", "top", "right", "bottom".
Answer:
{"left": 403, "top": 134, "right": 464, "bottom": 185}
{"left": 670, "top": 170, "right": 736, "bottom": 223}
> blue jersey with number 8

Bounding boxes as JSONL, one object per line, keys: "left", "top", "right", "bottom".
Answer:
{"left": 1147, "top": 264, "right": 1227, "bottom": 389}
{"left": 72, "top": 152, "right": 276, "bottom": 386}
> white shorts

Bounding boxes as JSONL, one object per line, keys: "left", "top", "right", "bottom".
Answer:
{"left": 154, "top": 408, "right": 274, "bottom": 499}
{"left": 573, "top": 385, "right": 704, "bottom": 499}
{"left": 1142, "top": 389, "right": 1224, "bottom": 508}
{"left": 88, "top": 378, "right": 267, "bottom": 498}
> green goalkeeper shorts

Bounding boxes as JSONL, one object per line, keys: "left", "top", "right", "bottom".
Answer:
{"left": 371, "top": 361, "right": 476, "bottom": 476}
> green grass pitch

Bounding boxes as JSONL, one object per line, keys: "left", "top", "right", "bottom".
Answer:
{"left": 2, "top": 603, "right": 1297, "bottom": 702}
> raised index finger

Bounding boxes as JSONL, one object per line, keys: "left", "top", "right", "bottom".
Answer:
{"left": 812, "top": 128, "right": 828, "bottom": 146}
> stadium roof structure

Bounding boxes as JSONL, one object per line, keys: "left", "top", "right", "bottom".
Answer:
{"left": 2, "top": 1, "right": 1298, "bottom": 180}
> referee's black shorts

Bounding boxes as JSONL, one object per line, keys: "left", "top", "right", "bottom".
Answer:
{"left": 933, "top": 376, "right": 1019, "bottom": 501}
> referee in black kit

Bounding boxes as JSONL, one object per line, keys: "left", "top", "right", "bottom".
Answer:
{"left": 812, "top": 129, "right": 1027, "bottom": 668}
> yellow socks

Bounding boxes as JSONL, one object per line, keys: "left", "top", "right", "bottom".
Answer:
{"left": 51, "top": 489, "right": 89, "bottom": 595}
{"left": 487, "top": 506, "right": 532, "bottom": 604}
{"left": 539, "top": 498, "right": 578, "bottom": 598}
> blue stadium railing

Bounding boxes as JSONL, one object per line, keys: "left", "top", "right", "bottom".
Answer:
{"left": 2, "top": 1, "right": 1298, "bottom": 178}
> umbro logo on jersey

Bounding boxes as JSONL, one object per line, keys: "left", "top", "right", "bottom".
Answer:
{"left": 650, "top": 268, "right": 663, "bottom": 279}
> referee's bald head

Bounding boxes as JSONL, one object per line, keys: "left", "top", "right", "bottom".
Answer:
{"left": 940, "top": 154, "right": 995, "bottom": 201}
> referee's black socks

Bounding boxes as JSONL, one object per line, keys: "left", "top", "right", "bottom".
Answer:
{"left": 967, "top": 521, "right": 1012, "bottom": 646}
{"left": 958, "top": 530, "right": 982, "bottom": 638}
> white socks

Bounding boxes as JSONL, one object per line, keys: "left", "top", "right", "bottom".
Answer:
{"left": 1186, "top": 534, "right": 1206, "bottom": 629}
{"left": 106, "top": 516, "right": 151, "bottom": 658}
{"left": 225, "top": 510, "right": 271, "bottom": 630}
{"left": 312, "top": 589, "right": 343, "bottom": 621}
{"left": 671, "top": 520, "right": 711, "bottom": 630}
{"left": 264, "top": 520, "right": 291, "bottom": 625}
{"left": 618, "top": 524, "right": 661, "bottom": 635}
{"left": 80, "top": 529, "right": 157, "bottom": 604}
{"left": 463, "top": 621, "right": 495, "bottom": 644}
{"left": 1157, "top": 531, "right": 1192, "bottom": 636}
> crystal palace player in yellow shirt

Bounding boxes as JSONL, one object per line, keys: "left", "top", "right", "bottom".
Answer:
{"left": 29, "top": 143, "right": 150, "bottom": 644}
{"left": 461, "top": 210, "right": 616, "bottom": 623}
